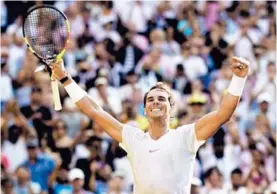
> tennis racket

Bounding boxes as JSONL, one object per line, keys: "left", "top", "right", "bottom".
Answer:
{"left": 22, "top": 5, "right": 70, "bottom": 111}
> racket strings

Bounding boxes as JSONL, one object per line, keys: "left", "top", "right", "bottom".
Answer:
{"left": 24, "top": 7, "right": 68, "bottom": 60}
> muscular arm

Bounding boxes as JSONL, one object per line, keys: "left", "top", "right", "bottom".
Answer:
{"left": 63, "top": 78, "right": 123, "bottom": 142}
{"left": 195, "top": 56, "right": 249, "bottom": 141}
{"left": 195, "top": 93, "right": 239, "bottom": 140}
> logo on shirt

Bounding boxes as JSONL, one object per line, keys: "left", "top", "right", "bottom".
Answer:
{"left": 149, "top": 149, "right": 160, "bottom": 153}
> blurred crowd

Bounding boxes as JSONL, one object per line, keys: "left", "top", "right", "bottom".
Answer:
{"left": 1, "top": 1, "right": 276, "bottom": 194}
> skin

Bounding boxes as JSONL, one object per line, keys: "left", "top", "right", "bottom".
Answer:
{"left": 50, "top": 56, "right": 249, "bottom": 142}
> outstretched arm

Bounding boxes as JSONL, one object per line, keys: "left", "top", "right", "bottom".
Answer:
{"left": 51, "top": 61, "right": 123, "bottom": 142}
{"left": 195, "top": 57, "right": 249, "bottom": 141}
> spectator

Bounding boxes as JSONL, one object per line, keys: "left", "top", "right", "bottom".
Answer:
{"left": 88, "top": 77, "right": 123, "bottom": 116}
{"left": 75, "top": 135, "right": 111, "bottom": 191}
{"left": 224, "top": 168, "right": 247, "bottom": 194}
{"left": 1, "top": 177, "right": 14, "bottom": 194}
{"left": 1, "top": 100, "right": 36, "bottom": 173}
{"left": 106, "top": 171, "right": 128, "bottom": 194}
{"left": 201, "top": 167, "right": 227, "bottom": 194}
{"left": 13, "top": 166, "right": 41, "bottom": 194}
{"left": 0, "top": 52, "right": 13, "bottom": 108}
{"left": 21, "top": 138, "right": 56, "bottom": 193}
{"left": 52, "top": 120, "right": 73, "bottom": 169}
{"left": 20, "top": 86, "right": 54, "bottom": 147}
{"left": 183, "top": 41, "right": 208, "bottom": 81}
{"left": 116, "top": 32, "right": 144, "bottom": 78}
{"left": 68, "top": 168, "right": 93, "bottom": 194}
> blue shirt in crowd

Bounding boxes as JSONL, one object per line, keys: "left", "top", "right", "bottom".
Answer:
{"left": 22, "top": 155, "right": 55, "bottom": 191}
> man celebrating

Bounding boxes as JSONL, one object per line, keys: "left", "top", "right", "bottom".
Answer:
{"left": 51, "top": 56, "right": 249, "bottom": 194}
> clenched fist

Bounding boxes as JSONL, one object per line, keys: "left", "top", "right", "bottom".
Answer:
{"left": 50, "top": 59, "right": 67, "bottom": 80}
{"left": 231, "top": 56, "right": 249, "bottom": 78}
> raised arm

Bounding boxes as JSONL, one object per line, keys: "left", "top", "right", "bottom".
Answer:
{"left": 195, "top": 57, "right": 249, "bottom": 141}
{"left": 51, "top": 61, "right": 123, "bottom": 142}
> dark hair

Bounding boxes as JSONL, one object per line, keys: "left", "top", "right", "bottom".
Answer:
{"left": 205, "top": 167, "right": 222, "bottom": 179}
{"left": 85, "top": 135, "right": 102, "bottom": 147}
{"left": 1, "top": 177, "right": 13, "bottom": 188}
{"left": 143, "top": 82, "right": 175, "bottom": 108}
{"left": 55, "top": 120, "right": 68, "bottom": 130}
{"left": 231, "top": 168, "right": 242, "bottom": 176}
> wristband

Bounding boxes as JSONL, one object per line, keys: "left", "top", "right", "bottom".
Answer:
{"left": 59, "top": 76, "right": 69, "bottom": 84}
{"left": 227, "top": 74, "right": 247, "bottom": 96}
{"left": 64, "top": 82, "right": 87, "bottom": 103}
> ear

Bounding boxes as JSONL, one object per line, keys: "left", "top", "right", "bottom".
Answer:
{"left": 169, "top": 106, "right": 175, "bottom": 119}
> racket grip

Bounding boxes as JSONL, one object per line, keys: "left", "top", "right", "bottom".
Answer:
{"left": 51, "top": 79, "right": 62, "bottom": 111}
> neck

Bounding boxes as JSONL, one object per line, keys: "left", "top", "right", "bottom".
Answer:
{"left": 148, "top": 118, "right": 169, "bottom": 140}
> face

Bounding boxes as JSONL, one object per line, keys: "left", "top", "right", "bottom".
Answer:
{"left": 259, "top": 102, "right": 269, "bottom": 113}
{"left": 27, "top": 147, "right": 38, "bottom": 160}
{"left": 231, "top": 173, "right": 242, "bottom": 189}
{"left": 16, "top": 167, "right": 30, "bottom": 183}
{"left": 71, "top": 179, "right": 84, "bottom": 191}
{"left": 55, "top": 121, "right": 66, "bottom": 137}
{"left": 145, "top": 89, "right": 171, "bottom": 119}
{"left": 209, "top": 169, "right": 221, "bottom": 186}
{"left": 126, "top": 74, "right": 138, "bottom": 84}
{"left": 31, "top": 91, "right": 41, "bottom": 104}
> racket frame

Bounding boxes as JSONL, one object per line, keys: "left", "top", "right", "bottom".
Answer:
{"left": 22, "top": 5, "right": 70, "bottom": 111}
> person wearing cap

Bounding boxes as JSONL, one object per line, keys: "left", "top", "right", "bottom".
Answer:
{"left": 68, "top": 168, "right": 94, "bottom": 194}
{"left": 182, "top": 93, "right": 208, "bottom": 124}
{"left": 247, "top": 92, "right": 276, "bottom": 131}
{"left": 51, "top": 56, "right": 249, "bottom": 194}
{"left": 21, "top": 138, "right": 56, "bottom": 193}
{"left": 88, "top": 76, "right": 122, "bottom": 115}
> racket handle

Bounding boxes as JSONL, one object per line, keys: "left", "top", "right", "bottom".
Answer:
{"left": 51, "top": 79, "right": 62, "bottom": 111}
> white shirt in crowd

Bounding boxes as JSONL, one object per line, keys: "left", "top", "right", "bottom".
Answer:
{"left": 2, "top": 138, "right": 28, "bottom": 173}
{"left": 121, "top": 123, "right": 205, "bottom": 194}
{"left": 88, "top": 86, "right": 123, "bottom": 115}
{"left": 183, "top": 56, "right": 208, "bottom": 81}
{"left": 0, "top": 73, "right": 14, "bottom": 102}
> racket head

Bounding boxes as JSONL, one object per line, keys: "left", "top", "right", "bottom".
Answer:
{"left": 22, "top": 5, "right": 70, "bottom": 63}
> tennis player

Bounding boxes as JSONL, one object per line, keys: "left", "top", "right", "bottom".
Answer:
{"left": 51, "top": 56, "right": 249, "bottom": 194}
